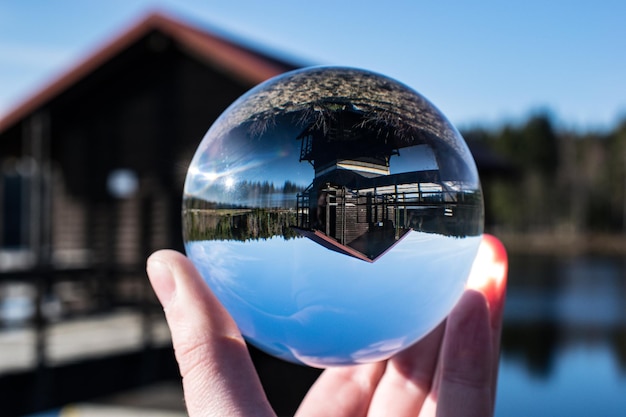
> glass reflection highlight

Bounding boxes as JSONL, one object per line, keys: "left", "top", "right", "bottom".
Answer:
{"left": 183, "top": 67, "right": 483, "bottom": 366}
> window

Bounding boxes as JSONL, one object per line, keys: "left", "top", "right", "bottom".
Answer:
{"left": 0, "top": 158, "right": 35, "bottom": 270}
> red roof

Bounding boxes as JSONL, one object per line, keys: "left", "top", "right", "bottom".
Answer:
{"left": 0, "top": 11, "right": 298, "bottom": 133}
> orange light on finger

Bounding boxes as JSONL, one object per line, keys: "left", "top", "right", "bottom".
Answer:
{"left": 466, "top": 234, "right": 508, "bottom": 317}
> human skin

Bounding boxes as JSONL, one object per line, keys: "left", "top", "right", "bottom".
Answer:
{"left": 146, "top": 234, "right": 507, "bottom": 417}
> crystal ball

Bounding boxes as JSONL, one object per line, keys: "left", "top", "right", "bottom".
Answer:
{"left": 182, "top": 66, "right": 483, "bottom": 367}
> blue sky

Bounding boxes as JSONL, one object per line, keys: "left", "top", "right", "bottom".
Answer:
{"left": 1, "top": 0, "right": 625, "bottom": 131}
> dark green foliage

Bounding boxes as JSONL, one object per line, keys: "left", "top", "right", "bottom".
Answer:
{"left": 183, "top": 206, "right": 300, "bottom": 242}
{"left": 462, "top": 113, "right": 626, "bottom": 234}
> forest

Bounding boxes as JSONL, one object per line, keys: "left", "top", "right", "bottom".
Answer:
{"left": 461, "top": 113, "right": 626, "bottom": 251}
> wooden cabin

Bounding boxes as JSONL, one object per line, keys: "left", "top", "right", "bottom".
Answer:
{"left": 0, "top": 12, "right": 299, "bottom": 273}
{"left": 0, "top": 13, "right": 507, "bottom": 272}
{"left": 0, "top": 13, "right": 512, "bottom": 414}
{"left": 0, "top": 14, "right": 322, "bottom": 415}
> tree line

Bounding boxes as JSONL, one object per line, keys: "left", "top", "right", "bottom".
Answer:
{"left": 461, "top": 114, "right": 626, "bottom": 235}
{"left": 183, "top": 206, "right": 299, "bottom": 242}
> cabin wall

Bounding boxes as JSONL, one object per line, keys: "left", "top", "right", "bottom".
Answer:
{"left": 0, "top": 16, "right": 301, "bottom": 271}
{"left": 1, "top": 40, "right": 266, "bottom": 270}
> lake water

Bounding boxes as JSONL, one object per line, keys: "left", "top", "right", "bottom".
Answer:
{"left": 495, "top": 254, "right": 626, "bottom": 416}
{"left": 21, "top": 253, "right": 626, "bottom": 416}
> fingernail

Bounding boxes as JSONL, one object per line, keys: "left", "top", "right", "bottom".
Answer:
{"left": 147, "top": 257, "right": 177, "bottom": 310}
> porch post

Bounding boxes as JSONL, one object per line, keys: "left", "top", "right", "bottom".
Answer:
{"left": 23, "top": 110, "right": 52, "bottom": 369}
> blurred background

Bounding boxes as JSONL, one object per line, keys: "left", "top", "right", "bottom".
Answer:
{"left": 0, "top": 1, "right": 625, "bottom": 416}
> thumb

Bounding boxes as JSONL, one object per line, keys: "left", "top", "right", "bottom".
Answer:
{"left": 147, "top": 249, "right": 275, "bottom": 417}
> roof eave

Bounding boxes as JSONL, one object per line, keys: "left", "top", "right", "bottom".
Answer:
{"left": 0, "top": 11, "right": 298, "bottom": 134}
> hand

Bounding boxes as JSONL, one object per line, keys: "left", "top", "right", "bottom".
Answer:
{"left": 146, "top": 234, "right": 507, "bottom": 417}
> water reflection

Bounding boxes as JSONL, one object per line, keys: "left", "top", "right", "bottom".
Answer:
{"left": 497, "top": 255, "right": 626, "bottom": 416}
{"left": 185, "top": 233, "right": 481, "bottom": 365}
{"left": 498, "top": 345, "right": 626, "bottom": 416}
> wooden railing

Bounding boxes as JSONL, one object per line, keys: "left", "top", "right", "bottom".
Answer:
{"left": 0, "top": 264, "right": 161, "bottom": 369}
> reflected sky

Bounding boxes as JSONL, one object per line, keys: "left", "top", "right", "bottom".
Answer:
{"left": 185, "top": 122, "right": 314, "bottom": 199}
{"left": 496, "top": 255, "right": 626, "bottom": 417}
{"left": 186, "top": 232, "right": 481, "bottom": 366}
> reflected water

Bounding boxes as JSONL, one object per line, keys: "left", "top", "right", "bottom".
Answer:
{"left": 185, "top": 233, "right": 480, "bottom": 365}
{"left": 496, "top": 254, "right": 626, "bottom": 416}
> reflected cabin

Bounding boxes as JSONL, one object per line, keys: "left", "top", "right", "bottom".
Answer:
{"left": 293, "top": 105, "right": 478, "bottom": 262}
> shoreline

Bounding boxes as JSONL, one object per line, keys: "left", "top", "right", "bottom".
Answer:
{"left": 493, "top": 232, "right": 626, "bottom": 256}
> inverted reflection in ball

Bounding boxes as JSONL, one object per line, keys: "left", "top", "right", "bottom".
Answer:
{"left": 183, "top": 67, "right": 483, "bottom": 367}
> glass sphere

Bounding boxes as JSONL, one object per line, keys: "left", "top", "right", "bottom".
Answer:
{"left": 183, "top": 66, "right": 483, "bottom": 367}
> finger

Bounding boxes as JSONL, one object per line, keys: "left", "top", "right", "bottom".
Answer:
{"left": 466, "top": 234, "right": 508, "bottom": 399}
{"left": 434, "top": 289, "right": 494, "bottom": 417}
{"left": 365, "top": 320, "right": 446, "bottom": 417}
{"left": 147, "top": 250, "right": 275, "bottom": 417}
{"left": 421, "top": 235, "right": 507, "bottom": 417}
{"left": 295, "top": 362, "right": 386, "bottom": 417}
{"left": 467, "top": 234, "right": 508, "bottom": 328}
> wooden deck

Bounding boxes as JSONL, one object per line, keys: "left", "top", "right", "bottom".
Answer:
{"left": 0, "top": 310, "right": 171, "bottom": 374}
{"left": 0, "top": 310, "right": 183, "bottom": 416}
